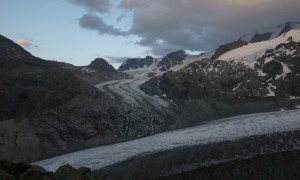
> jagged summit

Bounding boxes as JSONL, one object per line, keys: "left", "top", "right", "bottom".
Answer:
{"left": 117, "top": 49, "right": 191, "bottom": 76}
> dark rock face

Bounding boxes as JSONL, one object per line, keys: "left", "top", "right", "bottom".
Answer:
{"left": 211, "top": 41, "right": 248, "bottom": 60}
{"left": 118, "top": 56, "right": 154, "bottom": 71}
{"left": 250, "top": 33, "right": 272, "bottom": 43}
{"left": 157, "top": 50, "right": 188, "bottom": 71}
{"left": 263, "top": 60, "right": 283, "bottom": 76}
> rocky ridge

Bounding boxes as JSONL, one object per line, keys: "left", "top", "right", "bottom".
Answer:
{"left": 118, "top": 50, "right": 194, "bottom": 77}
{"left": 118, "top": 56, "right": 154, "bottom": 71}
{"left": 57, "top": 58, "right": 129, "bottom": 85}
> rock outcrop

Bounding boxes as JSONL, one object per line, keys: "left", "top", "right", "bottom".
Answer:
{"left": 0, "top": 160, "right": 96, "bottom": 180}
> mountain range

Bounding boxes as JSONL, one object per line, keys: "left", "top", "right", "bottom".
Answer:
{"left": 1, "top": 22, "right": 300, "bottom": 179}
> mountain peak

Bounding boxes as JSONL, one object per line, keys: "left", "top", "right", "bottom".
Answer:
{"left": 157, "top": 49, "right": 188, "bottom": 71}
{"left": 84, "top": 58, "right": 116, "bottom": 72}
{"left": 118, "top": 56, "right": 154, "bottom": 71}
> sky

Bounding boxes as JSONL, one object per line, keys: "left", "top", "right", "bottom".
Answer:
{"left": 1, "top": 0, "right": 300, "bottom": 69}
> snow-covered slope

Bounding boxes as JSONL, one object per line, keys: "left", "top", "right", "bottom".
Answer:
{"left": 219, "top": 29, "right": 300, "bottom": 67}
{"left": 34, "top": 109, "right": 300, "bottom": 172}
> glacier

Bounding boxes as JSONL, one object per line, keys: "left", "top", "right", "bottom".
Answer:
{"left": 34, "top": 109, "right": 300, "bottom": 172}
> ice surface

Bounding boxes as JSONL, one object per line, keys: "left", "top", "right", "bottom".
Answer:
{"left": 34, "top": 110, "right": 300, "bottom": 172}
{"left": 96, "top": 78, "right": 169, "bottom": 111}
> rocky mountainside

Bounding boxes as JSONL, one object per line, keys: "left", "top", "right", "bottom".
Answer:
{"left": 0, "top": 34, "right": 155, "bottom": 163}
{"left": 118, "top": 56, "right": 154, "bottom": 71}
{"left": 141, "top": 29, "right": 300, "bottom": 127}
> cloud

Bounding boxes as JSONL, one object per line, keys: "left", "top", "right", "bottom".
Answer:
{"left": 71, "top": 0, "right": 300, "bottom": 56}
{"left": 105, "top": 56, "right": 130, "bottom": 63}
{"left": 68, "top": 0, "right": 110, "bottom": 13}
{"left": 79, "top": 13, "right": 127, "bottom": 36}
{"left": 118, "top": 0, "right": 300, "bottom": 55}
{"left": 116, "top": 14, "right": 127, "bottom": 23}
{"left": 17, "top": 39, "right": 39, "bottom": 50}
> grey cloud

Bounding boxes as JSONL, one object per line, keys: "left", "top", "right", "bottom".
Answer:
{"left": 72, "top": 0, "right": 300, "bottom": 56}
{"left": 105, "top": 56, "right": 130, "bottom": 63}
{"left": 68, "top": 0, "right": 110, "bottom": 12}
{"left": 116, "top": 14, "right": 127, "bottom": 23}
{"left": 120, "top": 0, "right": 300, "bottom": 55}
{"left": 79, "top": 14, "right": 127, "bottom": 36}
{"left": 149, "top": 45, "right": 185, "bottom": 56}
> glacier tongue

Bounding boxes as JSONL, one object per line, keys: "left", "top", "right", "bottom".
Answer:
{"left": 34, "top": 109, "right": 300, "bottom": 172}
